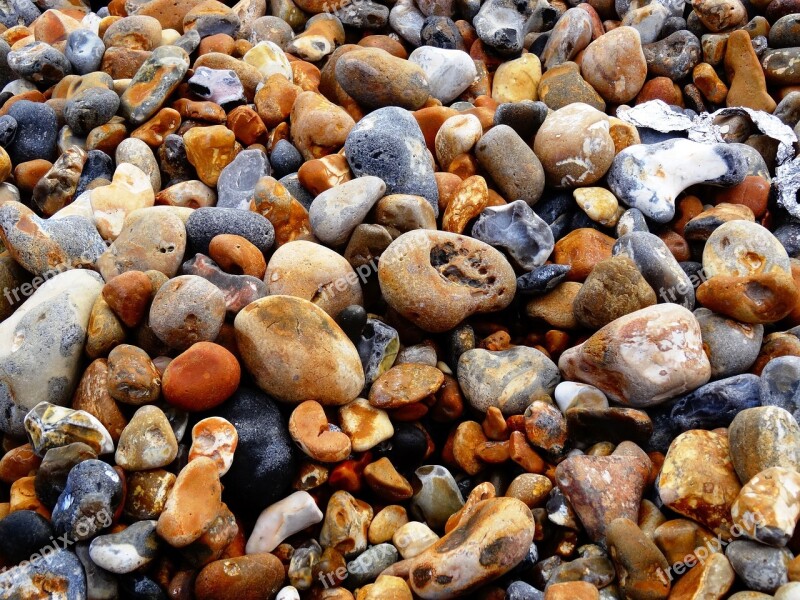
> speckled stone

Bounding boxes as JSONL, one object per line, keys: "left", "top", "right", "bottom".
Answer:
{"left": 728, "top": 406, "right": 800, "bottom": 484}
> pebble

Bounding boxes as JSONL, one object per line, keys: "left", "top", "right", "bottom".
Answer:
{"left": 580, "top": 26, "right": 647, "bottom": 104}
{"left": 149, "top": 275, "right": 226, "bottom": 350}
{"left": 0, "top": 549, "right": 86, "bottom": 599}
{"left": 115, "top": 405, "right": 178, "bottom": 471}
{"left": 407, "top": 46, "right": 476, "bottom": 103}
{"left": 475, "top": 124, "right": 545, "bottom": 206}
{"left": 726, "top": 540, "right": 791, "bottom": 593}
{"left": 309, "top": 176, "right": 386, "bottom": 246}
{"left": 761, "top": 356, "right": 800, "bottom": 420}
{"left": 52, "top": 458, "right": 122, "bottom": 541}
{"left": 89, "top": 520, "right": 160, "bottom": 574}
{"left": 120, "top": 45, "right": 190, "bottom": 126}
{"left": 0, "top": 509, "right": 54, "bottom": 563}
{"left": 234, "top": 295, "right": 364, "bottom": 405}
{"left": 163, "top": 342, "right": 240, "bottom": 411}
{"left": 195, "top": 554, "right": 284, "bottom": 600}
{"left": 560, "top": 304, "right": 710, "bottom": 407}
{"left": 186, "top": 206, "right": 274, "bottom": 255}
{"left": 472, "top": 200, "right": 554, "bottom": 270}
{"left": 728, "top": 406, "right": 800, "bottom": 484}
{"left": 216, "top": 149, "right": 270, "bottom": 210}
{"left": 246, "top": 491, "right": 323, "bottom": 554}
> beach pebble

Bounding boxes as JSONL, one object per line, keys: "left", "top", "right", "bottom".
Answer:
{"left": 580, "top": 27, "right": 647, "bottom": 104}
{"left": 309, "top": 176, "right": 386, "bottom": 246}
{"left": 149, "top": 275, "right": 226, "bottom": 351}
{"left": 475, "top": 124, "right": 545, "bottom": 206}
{"left": 407, "top": 46, "right": 477, "bottom": 103}
{"left": 89, "top": 520, "right": 160, "bottom": 574}
{"left": 52, "top": 459, "right": 122, "bottom": 541}
{"left": 246, "top": 491, "right": 324, "bottom": 554}
{"left": 471, "top": 200, "right": 554, "bottom": 270}
{"left": 728, "top": 406, "right": 800, "bottom": 484}
{"left": 115, "top": 405, "right": 178, "bottom": 471}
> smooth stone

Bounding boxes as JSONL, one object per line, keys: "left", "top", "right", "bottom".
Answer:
{"left": 0, "top": 270, "right": 102, "bottom": 437}
{"left": 97, "top": 208, "right": 187, "bottom": 281}
{"left": 559, "top": 304, "right": 711, "bottom": 407}
{"left": 246, "top": 491, "right": 324, "bottom": 554}
{"left": 186, "top": 207, "right": 275, "bottom": 254}
{"left": 149, "top": 275, "right": 226, "bottom": 351}
{"left": 731, "top": 466, "right": 800, "bottom": 547}
{"left": 24, "top": 401, "right": 113, "bottom": 457}
{"left": 657, "top": 429, "right": 741, "bottom": 537}
{"left": 89, "top": 520, "right": 159, "bottom": 574}
{"left": 234, "top": 295, "right": 365, "bottom": 406}
{"left": 404, "top": 497, "right": 535, "bottom": 598}
{"left": 182, "top": 254, "right": 267, "bottom": 315}
{"left": 407, "top": 46, "right": 477, "bottom": 104}
{"left": 474, "top": 0, "right": 537, "bottom": 54}
{"left": 643, "top": 30, "right": 702, "bottom": 80}
{"left": 75, "top": 149, "right": 114, "bottom": 198}
{"left": 0, "top": 509, "right": 54, "bottom": 563}
{"left": 7, "top": 41, "right": 71, "bottom": 86}
{"left": 471, "top": 200, "right": 554, "bottom": 270}
{"left": 7, "top": 100, "right": 57, "bottom": 163}
{"left": 541, "top": 8, "right": 592, "bottom": 69}
{"left": 613, "top": 231, "right": 695, "bottom": 309}
{"left": 475, "top": 124, "right": 545, "bottom": 206}
{"left": 409, "top": 465, "right": 465, "bottom": 531}
{"left": 670, "top": 374, "right": 761, "bottom": 432}
{"left": 309, "top": 176, "right": 386, "bottom": 246}
{"left": 695, "top": 308, "right": 763, "bottom": 378}
{"left": 347, "top": 543, "right": 398, "bottom": 587}
{"left": 345, "top": 107, "right": 438, "bottom": 215}
{"left": 493, "top": 100, "right": 548, "bottom": 139}
{"left": 115, "top": 406, "right": 178, "bottom": 471}
{"left": 120, "top": 45, "right": 190, "bottom": 126}
{"left": 761, "top": 356, "right": 800, "bottom": 421}
{"left": 216, "top": 149, "right": 270, "bottom": 210}
{"left": 320, "top": 490, "right": 373, "bottom": 558}
{"left": 0, "top": 201, "right": 106, "bottom": 277}
{"left": 91, "top": 163, "right": 155, "bottom": 240}
{"left": 65, "top": 29, "right": 104, "bottom": 75}
{"left": 580, "top": 26, "right": 647, "bottom": 104}
{"left": 608, "top": 139, "right": 747, "bottom": 223}
{"left": 458, "top": 346, "right": 560, "bottom": 415}
{"left": 377, "top": 230, "right": 516, "bottom": 332}
{"left": 517, "top": 264, "right": 571, "bottom": 295}
{"left": 52, "top": 459, "right": 122, "bottom": 541}
{"left": 726, "top": 540, "right": 790, "bottom": 593}
{"left": 728, "top": 406, "right": 800, "bottom": 484}
{"left": 187, "top": 66, "right": 245, "bottom": 108}
{"left": 389, "top": 0, "right": 425, "bottom": 45}
{"left": 356, "top": 318, "right": 400, "bottom": 385}
{"left": 64, "top": 87, "right": 120, "bottom": 137}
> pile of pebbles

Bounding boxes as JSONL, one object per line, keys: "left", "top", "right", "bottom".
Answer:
{"left": 2, "top": 0, "right": 800, "bottom": 597}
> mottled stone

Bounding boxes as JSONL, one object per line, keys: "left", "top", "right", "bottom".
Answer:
{"left": 120, "top": 45, "right": 190, "bottom": 126}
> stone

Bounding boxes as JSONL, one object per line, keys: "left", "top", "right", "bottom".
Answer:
{"left": 393, "top": 521, "right": 439, "bottom": 558}
{"left": 120, "top": 45, "right": 190, "bottom": 126}
{"left": 526, "top": 282, "right": 582, "bottom": 329}
{"left": 66, "top": 29, "right": 104, "bottom": 74}
{"left": 89, "top": 520, "right": 160, "bottom": 574}
{"left": 246, "top": 491, "right": 323, "bottom": 554}
{"left": 573, "top": 187, "right": 620, "bottom": 227}
{"left": 356, "top": 318, "right": 399, "bottom": 385}
{"left": 435, "top": 114, "right": 482, "bottom": 171}
{"left": 336, "top": 47, "right": 429, "bottom": 110}
{"left": 195, "top": 554, "right": 284, "bottom": 600}
{"left": 97, "top": 208, "right": 187, "bottom": 281}
{"left": 698, "top": 221, "right": 798, "bottom": 324}
{"left": 761, "top": 356, "right": 800, "bottom": 420}
{"left": 163, "top": 342, "right": 240, "bottom": 411}
{"left": 0, "top": 270, "right": 102, "bottom": 437}
{"left": 6, "top": 100, "right": 57, "bottom": 163}
{"left": 215, "top": 149, "right": 270, "bottom": 210}
{"left": 186, "top": 207, "right": 274, "bottom": 255}
{"left": 157, "top": 457, "right": 222, "bottom": 548}
{"left": 669, "top": 374, "right": 761, "bottom": 432}
{"left": 606, "top": 518, "right": 671, "bottom": 599}
{"left": 556, "top": 452, "right": 649, "bottom": 542}
{"left": 52, "top": 459, "right": 121, "bottom": 541}
{"left": 407, "top": 46, "right": 477, "bottom": 103}
{"left": 474, "top": 0, "right": 539, "bottom": 54}
{"left": 183, "top": 125, "right": 238, "bottom": 187}
{"left": 731, "top": 466, "right": 800, "bottom": 547}
{"left": 724, "top": 30, "right": 776, "bottom": 112}
{"left": 115, "top": 405, "right": 178, "bottom": 471}
{"left": 234, "top": 295, "right": 364, "bottom": 406}
{"left": 124, "top": 469, "right": 175, "bottom": 520}
{"left": 580, "top": 27, "right": 647, "bottom": 104}
{"left": 309, "top": 176, "right": 386, "bottom": 246}
{"left": 668, "top": 552, "right": 735, "bottom": 599}
{"left": 572, "top": 256, "right": 657, "bottom": 329}
{"left": 34, "top": 442, "right": 96, "bottom": 510}
{"left": 149, "top": 275, "right": 226, "bottom": 351}
{"left": 107, "top": 344, "right": 161, "bottom": 405}
{"left": 458, "top": 346, "right": 559, "bottom": 415}
{"left": 726, "top": 540, "right": 790, "bottom": 593}
{"left": 0, "top": 549, "right": 86, "bottom": 599}
{"left": 291, "top": 90, "right": 354, "bottom": 162}
{"left": 31, "top": 145, "right": 87, "bottom": 216}
{"left": 91, "top": 163, "right": 155, "bottom": 240}
{"left": 0, "top": 201, "right": 106, "bottom": 278}
{"left": 728, "top": 406, "right": 800, "bottom": 484}
{"left": 182, "top": 254, "right": 267, "bottom": 316}
{"left": 657, "top": 429, "right": 741, "bottom": 537}
{"left": 560, "top": 304, "right": 710, "bottom": 407}
{"left": 643, "top": 30, "right": 702, "bottom": 81}
{"left": 475, "top": 124, "right": 545, "bottom": 206}
{"left": 542, "top": 9, "right": 592, "bottom": 69}
{"left": 517, "top": 264, "right": 572, "bottom": 295}
{"left": 368, "top": 363, "right": 444, "bottom": 409}
{"left": 608, "top": 139, "right": 747, "bottom": 223}
{"left": 7, "top": 41, "right": 71, "bottom": 86}
{"left": 471, "top": 200, "right": 554, "bottom": 270}
{"left": 0, "top": 509, "right": 53, "bottom": 563}
{"left": 402, "top": 497, "right": 535, "bottom": 598}
{"left": 320, "top": 490, "right": 373, "bottom": 558}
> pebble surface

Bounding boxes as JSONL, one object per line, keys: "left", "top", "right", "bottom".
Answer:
{"left": 0, "top": 0, "right": 799, "bottom": 599}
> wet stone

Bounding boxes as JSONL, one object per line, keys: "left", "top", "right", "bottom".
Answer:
{"left": 52, "top": 459, "right": 122, "bottom": 542}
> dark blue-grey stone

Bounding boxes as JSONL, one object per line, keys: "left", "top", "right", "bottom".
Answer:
{"left": 517, "top": 264, "right": 570, "bottom": 295}
{"left": 346, "top": 544, "right": 398, "bottom": 588}
{"left": 173, "top": 29, "right": 200, "bottom": 54}
{"left": 7, "top": 100, "right": 57, "bottom": 163}
{"left": 642, "top": 30, "right": 701, "bottom": 80}
{"left": 614, "top": 231, "right": 695, "bottom": 309}
{"left": 0, "top": 114, "right": 16, "bottom": 147}
{"left": 0, "top": 40, "right": 12, "bottom": 91}
{"left": 357, "top": 318, "right": 399, "bottom": 385}
{"left": 761, "top": 356, "right": 800, "bottom": 422}
{"left": 472, "top": 200, "right": 554, "bottom": 270}
{"left": 532, "top": 189, "right": 572, "bottom": 224}
{"left": 447, "top": 323, "right": 475, "bottom": 368}
{"left": 336, "top": 304, "right": 368, "bottom": 341}
{"left": 7, "top": 41, "right": 71, "bottom": 86}
{"left": 661, "top": 15, "right": 687, "bottom": 36}
{"left": 35, "top": 442, "right": 98, "bottom": 510}
{"left": 212, "top": 387, "right": 296, "bottom": 515}
{"left": 670, "top": 374, "right": 761, "bottom": 432}
{"left": 270, "top": 140, "right": 303, "bottom": 178}
{"left": 279, "top": 172, "right": 315, "bottom": 210}
{"left": 637, "top": 128, "right": 686, "bottom": 145}
{"left": 338, "top": 0, "right": 389, "bottom": 29}
{"left": 185, "top": 207, "right": 274, "bottom": 254}
{"left": 645, "top": 402, "right": 679, "bottom": 454}
{"left": 507, "top": 581, "right": 543, "bottom": 600}
{"left": 0, "top": 549, "right": 85, "bottom": 600}
{"left": 64, "top": 87, "right": 120, "bottom": 136}
{"left": 530, "top": 32, "right": 549, "bottom": 59}
{"left": 375, "top": 423, "right": 428, "bottom": 470}
{"left": 65, "top": 29, "right": 104, "bottom": 75}
{"left": 0, "top": 0, "right": 39, "bottom": 28}
{"left": 345, "top": 106, "right": 439, "bottom": 216}
{"left": 726, "top": 540, "right": 790, "bottom": 594}
{"left": 679, "top": 261, "right": 704, "bottom": 288}
{"left": 0, "top": 510, "right": 54, "bottom": 563}
{"left": 547, "top": 211, "right": 573, "bottom": 242}
{"left": 76, "top": 542, "right": 118, "bottom": 600}
{"left": 775, "top": 222, "right": 800, "bottom": 258}
{"left": 216, "top": 149, "right": 270, "bottom": 210}
{"left": 420, "top": 16, "right": 463, "bottom": 49}
{"left": 119, "top": 574, "right": 167, "bottom": 600}
{"left": 493, "top": 100, "right": 548, "bottom": 140}
{"left": 74, "top": 150, "right": 114, "bottom": 199}
{"left": 509, "top": 542, "right": 540, "bottom": 577}
{"left": 694, "top": 307, "right": 763, "bottom": 379}
{"left": 52, "top": 459, "right": 122, "bottom": 542}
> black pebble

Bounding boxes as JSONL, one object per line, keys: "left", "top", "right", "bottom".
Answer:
{"left": 186, "top": 207, "right": 275, "bottom": 255}
{"left": 517, "top": 264, "right": 571, "bottom": 295}
{"left": 0, "top": 510, "right": 54, "bottom": 563}
{"left": 336, "top": 305, "right": 368, "bottom": 341}
{"left": 74, "top": 150, "right": 114, "bottom": 198}
{"left": 120, "top": 574, "right": 168, "bottom": 600}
